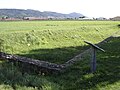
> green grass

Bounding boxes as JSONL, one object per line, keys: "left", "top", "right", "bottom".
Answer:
{"left": 0, "top": 21, "right": 119, "bottom": 63}
{"left": 0, "top": 34, "right": 120, "bottom": 90}
{"left": 0, "top": 21, "right": 120, "bottom": 90}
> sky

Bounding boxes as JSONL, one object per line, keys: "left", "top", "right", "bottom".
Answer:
{"left": 0, "top": 0, "right": 120, "bottom": 18}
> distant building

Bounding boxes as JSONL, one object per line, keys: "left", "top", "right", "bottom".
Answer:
{"left": 0, "top": 17, "right": 21, "bottom": 21}
{"left": 82, "top": 17, "right": 94, "bottom": 20}
{"left": 96, "top": 17, "right": 107, "bottom": 20}
{"left": 111, "top": 16, "right": 120, "bottom": 21}
{"left": 79, "top": 17, "right": 93, "bottom": 20}
{"left": 23, "top": 17, "right": 48, "bottom": 20}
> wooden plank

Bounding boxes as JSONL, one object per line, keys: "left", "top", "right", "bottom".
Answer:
{"left": 84, "top": 41, "right": 105, "bottom": 52}
{"left": 0, "top": 52, "right": 64, "bottom": 71}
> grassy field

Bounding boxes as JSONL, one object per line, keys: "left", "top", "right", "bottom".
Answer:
{"left": 0, "top": 21, "right": 119, "bottom": 63}
{"left": 0, "top": 21, "right": 120, "bottom": 90}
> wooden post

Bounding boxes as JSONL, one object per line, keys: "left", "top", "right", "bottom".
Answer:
{"left": 91, "top": 48, "right": 96, "bottom": 73}
{"left": 84, "top": 41, "right": 105, "bottom": 73}
{"left": 0, "top": 52, "right": 64, "bottom": 71}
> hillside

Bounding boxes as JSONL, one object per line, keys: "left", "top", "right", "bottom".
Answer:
{"left": 0, "top": 9, "right": 84, "bottom": 19}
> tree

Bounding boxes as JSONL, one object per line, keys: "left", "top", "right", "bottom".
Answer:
{"left": 79, "top": 16, "right": 86, "bottom": 18}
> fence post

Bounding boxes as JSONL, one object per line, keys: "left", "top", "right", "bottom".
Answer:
{"left": 91, "top": 47, "right": 96, "bottom": 73}
{"left": 84, "top": 41, "right": 105, "bottom": 73}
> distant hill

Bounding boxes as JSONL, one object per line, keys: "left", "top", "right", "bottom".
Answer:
{"left": 0, "top": 9, "right": 84, "bottom": 19}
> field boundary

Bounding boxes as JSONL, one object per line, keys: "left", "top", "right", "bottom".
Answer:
{"left": 0, "top": 35, "right": 120, "bottom": 73}
{"left": 63, "top": 35, "right": 120, "bottom": 66}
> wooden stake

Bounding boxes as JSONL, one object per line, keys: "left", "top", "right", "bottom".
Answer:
{"left": 84, "top": 40, "right": 105, "bottom": 73}
{"left": 91, "top": 48, "right": 96, "bottom": 73}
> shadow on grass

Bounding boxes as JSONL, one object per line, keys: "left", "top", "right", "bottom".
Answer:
{"left": 0, "top": 37, "right": 120, "bottom": 90}
{"left": 48, "top": 37, "right": 120, "bottom": 89}
{"left": 19, "top": 45, "right": 89, "bottom": 64}
{"left": 0, "top": 44, "right": 89, "bottom": 90}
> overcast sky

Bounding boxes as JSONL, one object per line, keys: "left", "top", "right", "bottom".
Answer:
{"left": 0, "top": 0, "right": 120, "bottom": 18}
